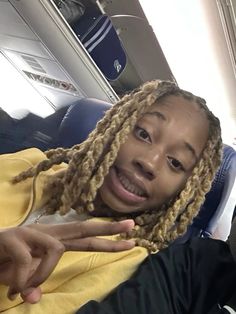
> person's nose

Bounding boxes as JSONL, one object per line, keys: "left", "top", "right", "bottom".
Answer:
{"left": 133, "top": 150, "right": 161, "bottom": 180}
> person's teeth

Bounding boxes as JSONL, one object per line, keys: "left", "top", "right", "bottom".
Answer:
{"left": 117, "top": 172, "right": 145, "bottom": 197}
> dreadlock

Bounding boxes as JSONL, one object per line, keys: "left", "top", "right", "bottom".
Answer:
{"left": 13, "top": 80, "right": 222, "bottom": 252}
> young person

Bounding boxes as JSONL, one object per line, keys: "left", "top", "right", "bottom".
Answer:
{"left": 0, "top": 80, "right": 222, "bottom": 313}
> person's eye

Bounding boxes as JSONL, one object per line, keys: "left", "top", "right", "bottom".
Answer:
{"left": 167, "top": 157, "right": 185, "bottom": 172}
{"left": 134, "top": 126, "right": 152, "bottom": 143}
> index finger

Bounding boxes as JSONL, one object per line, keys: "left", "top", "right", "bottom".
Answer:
{"left": 50, "top": 219, "right": 135, "bottom": 241}
{"left": 63, "top": 237, "right": 135, "bottom": 252}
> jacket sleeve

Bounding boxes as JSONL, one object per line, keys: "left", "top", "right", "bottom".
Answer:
{"left": 0, "top": 148, "right": 67, "bottom": 228}
{"left": 76, "top": 239, "right": 236, "bottom": 314}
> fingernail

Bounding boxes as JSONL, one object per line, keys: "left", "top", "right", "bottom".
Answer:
{"left": 122, "top": 219, "right": 135, "bottom": 227}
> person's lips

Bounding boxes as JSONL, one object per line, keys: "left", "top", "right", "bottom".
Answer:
{"left": 108, "top": 166, "right": 148, "bottom": 205}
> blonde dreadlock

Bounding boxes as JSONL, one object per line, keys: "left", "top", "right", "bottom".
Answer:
{"left": 13, "top": 80, "right": 222, "bottom": 252}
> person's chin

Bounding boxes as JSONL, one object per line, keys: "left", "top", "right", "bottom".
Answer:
{"left": 99, "top": 191, "right": 145, "bottom": 216}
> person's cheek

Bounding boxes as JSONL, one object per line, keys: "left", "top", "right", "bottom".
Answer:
{"left": 153, "top": 176, "right": 182, "bottom": 207}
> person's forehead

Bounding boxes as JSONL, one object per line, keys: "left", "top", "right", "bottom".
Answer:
{"left": 146, "top": 95, "right": 208, "bottom": 123}
{"left": 152, "top": 94, "right": 201, "bottom": 112}
{"left": 142, "top": 94, "right": 210, "bottom": 156}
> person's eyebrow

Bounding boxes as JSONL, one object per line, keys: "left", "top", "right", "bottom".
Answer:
{"left": 144, "top": 111, "right": 199, "bottom": 163}
{"left": 144, "top": 111, "right": 167, "bottom": 121}
{"left": 184, "top": 141, "right": 198, "bottom": 163}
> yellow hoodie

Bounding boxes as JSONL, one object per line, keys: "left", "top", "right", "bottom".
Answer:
{"left": 0, "top": 148, "right": 148, "bottom": 313}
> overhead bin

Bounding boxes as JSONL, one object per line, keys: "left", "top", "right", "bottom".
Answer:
{"left": 1, "top": 0, "right": 118, "bottom": 110}
{"left": 53, "top": 0, "right": 175, "bottom": 94}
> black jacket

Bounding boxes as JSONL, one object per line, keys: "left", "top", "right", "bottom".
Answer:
{"left": 77, "top": 238, "right": 236, "bottom": 314}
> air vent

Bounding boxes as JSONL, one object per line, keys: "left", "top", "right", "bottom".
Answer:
{"left": 21, "top": 55, "right": 46, "bottom": 74}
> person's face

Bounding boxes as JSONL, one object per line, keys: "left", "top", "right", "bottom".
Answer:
{"left": 98, "top": 95, "right": 209, "bottom": 214}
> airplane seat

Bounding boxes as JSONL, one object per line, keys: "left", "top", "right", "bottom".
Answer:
{"left": 0, "top": 99, "right": 111, "bottom": 154}
{"left": 56, "top": 98, "right": 111, "bottom": 148}
{"left": 175, "top": 144, "right": 236, "bottom": 243}
{"left": 0, "top": 106, "right": 69, "bottom": 154}
{"left": 202, "top": 144, "right": 236, "bottom": 240}
{"left": 21, "top": 106, "right": 70, "bottom": 151}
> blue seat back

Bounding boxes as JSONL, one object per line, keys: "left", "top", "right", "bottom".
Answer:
{"left": 56, "top": 98, "right": 111, "bottom": 147}
{"left": 175, "top": 144, "right": 236, "bottom": 243}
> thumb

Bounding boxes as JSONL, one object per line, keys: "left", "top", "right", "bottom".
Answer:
{"left": 21, "top": 287, "right": 42, "bottom": 304}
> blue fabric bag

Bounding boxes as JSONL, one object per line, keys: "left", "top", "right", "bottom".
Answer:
{"left": 72, "top": 13, "right": 127, "bottom": 81}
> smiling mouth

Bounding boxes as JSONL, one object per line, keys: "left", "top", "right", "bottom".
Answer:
{"left": 115, "top": 167, "right": 148, "bottom": 198}
{"left": 114, "top": 167, "right": 148, "bottom": 198}
{"left": 104, "top": 166, "right": 148, "bottom": 206}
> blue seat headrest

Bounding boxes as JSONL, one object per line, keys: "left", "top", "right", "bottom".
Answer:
{"left": 175, "top": 144, "right": 236, "bottom": 243}
{"left": 57, "top": 98, "right": 112, "bottom": 148}
{"left": 192, "top": 144, "right": 236, "bottom": 231}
